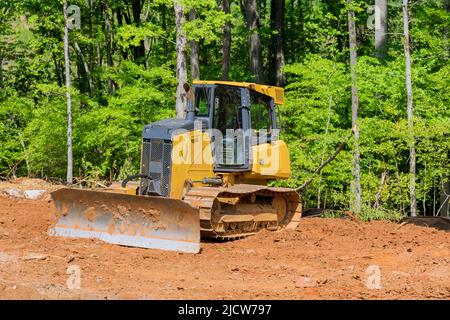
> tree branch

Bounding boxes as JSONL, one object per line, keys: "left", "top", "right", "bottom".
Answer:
{"left": 297, "top": 141, "right": 347, "bottom": 192}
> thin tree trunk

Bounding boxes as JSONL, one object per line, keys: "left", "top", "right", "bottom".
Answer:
{"left": 87, "top": 0, "right": 95, "bottom": 71}
{"left": 445, "top": 0, "right": 449, "bottom": 58}
{"left": 375, "top": 0, "right": 388, "bottom": 59}
{"left": 74, "top": 41, "right": 94, "bottom": 96}
{"left": 17, "top": 132, "right": 30, "bottom": 176}
{"left": 437, "top": 194, "right": 450, "bottom": 216}
{"left": 348, "top": 1, "right": 362, "bottom": 214}
{"left": 189, "top": 9, "right": 200, "bottom": 80}
{"left": 96, "top": 40, "right": 102, "bottom": 66}
{"left": 317, "top": 87, "right": 334, "bottom": 208}
{"left": 131, "top": 0, "right": 146, "bottom": 63}
{"left": 287, "top": 0, "right": 294, "bottom": 64}
{"left": 162, "top": 4, "right": 168, "bottom": 59}
{"left": 433, "top": 183, "right": 436, "bottom": 216}
{"left": 402, "top": 0, "right": 416, "bottom": 217}
{"left": 143, "top": 0, "right": 152, "bottom": 21}
{"left": 221, "top": 0, "right": 232, "bottom": 80}
{"left": 117, "top": 9, "right": 129, "bottom": 60}
{"left": 245, "top": 0, "right": 264, "bottom": 83}
{"left": 240, "top": 0, "right": 247, "bottom": 21}
{"left": 270, "top": 0, "right": 286, "bottom": 86}
{"left": 174, "top": 1, "right": 188, "bottom": 118}
{"left": 64, "top": 1, "right": 73, "bottom": 185}
{"left": 103, "top": 0, "right": 114, "bottom": 94}
{"left": 374, "top": 171, "right": 388, "bottom": 209}
{"left": 395, "top": 160, "right": 404, "bottom": 214}
{"left": 440, "top": 180, "right": 450, "bottom": 217}
{"left": 76, "top": 58, "right": 83, "bottom": 93}
{"left": 317, "top": 181, "right": 324, "bottom": 209}
{"left": 51, "top": 51, "right": 63, "bottom": 86}
{"left": 297, "top": 0, "right": 304, "bottom": 62}
{"left": 423, "top": 161, "right": 427, "bottom": 215}
{"left": 297, "top": 141, "right": 346, "bottom": 192}
{"left": 0, "top": 53, "right": 3, "bottom": 88}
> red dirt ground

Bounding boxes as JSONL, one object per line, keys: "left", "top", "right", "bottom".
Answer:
{"left": 0, "top": 183, "right": 450, "bottom": 299}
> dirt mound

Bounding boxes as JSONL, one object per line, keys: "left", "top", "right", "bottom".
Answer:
{"left": 0, "top": 178, "right": 62, "bottom": 200}
{"left": 0, "top": 195, "right": 449, "bottom": 299}
{"left": 1, "top": 178, "right": 56, "bottom": 189}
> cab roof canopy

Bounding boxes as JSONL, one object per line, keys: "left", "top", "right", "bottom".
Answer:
{"left": 192, "top": 80, "right": 285, "bottom": 106}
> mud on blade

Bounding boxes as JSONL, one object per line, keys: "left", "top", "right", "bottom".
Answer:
{"left": 49, "top": 188, "right": 200, "bottom": 253}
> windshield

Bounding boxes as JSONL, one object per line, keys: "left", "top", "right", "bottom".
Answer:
{"left": 212, "top": 86, "right": 242, "bottom": 134}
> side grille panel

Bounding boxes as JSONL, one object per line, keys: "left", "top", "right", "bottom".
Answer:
{"left": 161, "top": 143, "right": 172, "bottom": 196}
{"left": 140, "top": 139, "right": 172, "bottom": 197}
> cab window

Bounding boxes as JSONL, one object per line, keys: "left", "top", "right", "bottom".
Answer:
{"left": 212, "top": 86, "right": 242, "bottom": 133}
{"left": 195, "top": 87, "right": 210, "bottom": 117}
{"left": 250, "top": 92, "right": 271, "bottom": 131}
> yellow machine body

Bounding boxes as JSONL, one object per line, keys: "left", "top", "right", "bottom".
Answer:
{"left": 169, "top": 130, "right": 292, "bottom": 199}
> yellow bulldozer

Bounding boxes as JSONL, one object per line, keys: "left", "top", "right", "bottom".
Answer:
{"left": 49, "top": 81, "right": 302, "bottom": 253}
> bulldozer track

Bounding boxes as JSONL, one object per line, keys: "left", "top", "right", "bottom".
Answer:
{"left": 182, "top": 184, "right": 302, "bottom": 240}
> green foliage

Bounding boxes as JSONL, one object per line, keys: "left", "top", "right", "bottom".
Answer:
{"left": 23, "top": 84, "right": 69, "bottom": 178}
{"left": 75, "top": 62, "right": 176, "bottom": 179}
{"left": 0, "top": 92, "right": 33, "bottom": 176}
{"left": 116, "top": 23, "right": 166, "bottom": 50}
{"left": 323, "top": 210, "right": 346, "bottom": 219}
{"left": 182, "top": 0, "right": 231, "bottom": 44}
{"left": 322, "top": 207, "right": 405, "bottom": 222}
{"left": 281, "top": 55, "right": 352, "bottom": 208}
{"left": 357, "top": 205, "right": 405, "bottom": 222}
{"left": 281, "top": 46, "right": 449, "bottom": 214}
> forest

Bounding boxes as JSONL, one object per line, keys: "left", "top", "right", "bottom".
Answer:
{"left": 0, "top": 0, "right": 448, "bottom": 218}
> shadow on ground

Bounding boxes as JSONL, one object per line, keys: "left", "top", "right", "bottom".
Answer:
{"left": 405, "top": 217, "right": 450, "bottom": 232}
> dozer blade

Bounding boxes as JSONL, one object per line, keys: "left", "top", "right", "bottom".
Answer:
{"left": 49, "top": 188, "right": 200, "bottom": 253}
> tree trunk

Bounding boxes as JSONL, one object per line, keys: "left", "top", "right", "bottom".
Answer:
{"left": 287, "top": 0, "right": 294, "bottom": 64}
{"left": 445, "top": 0, "right": 449, "bottom": 58}
{"left": 87, "top": 0, "right": 95, "bottom": 71}
{"left": 96, "top": 40, "right": 102, "bottom": 66}
{"left": 131, "top": 0, "right": 146, "bottom": 64}
{"left": 189, "top": 9, "right": 200, "bottom": 80}
{"left": 375, "top": 0, "right": 388, "bottom": 59}
{"left": 76, "top": 58, "right": 83, "bottom": 93}
{"left": 63, "top": 1, "right": 73, "bottom": 185}
{"left": 270, "top": 0, "right": 285, "bottom": 86}
{"left": 52, "top": 51, "right": 63, "bottom": 86}
{"left": 440, "top": 180, "right": 450, "bottom": 217}
{"left": 221, "top": 0, "right": 232, "bottom": 80}
{"left": 348, "top": 1, "right": 362, "bottom": 214}
{"left": 245, "top": 0, "right": 264, "bottom": 83}
{"left": 103, "top": 0, "right": 114, "bottom": 94}
{"left": 117, "top": 9, "right": 129, "bottom": 60}
{"left": 374, "top": 171, "right": 388, "bottom": 209}
{"left": 74, "top": 41, "right": 94, "bottom": 96}
{"left": 162, "top": 4, "right": 168, "bottom": 59}
{"left": 143, "top": 0, "right": 152, "bottom": 21}
{"left": 174, "top": 1, "right": 188, "bottom": 118}
{"left": 0, "top": 53, "right": 3, "bottom": 88}
{"left": 297, "top": 0, "right": 304, "bottom": 62}
{"left": 317, "top": 89, "right": 334, "bottom": 208}
{"left": 402, "top": 0, "right": 417, "bottom": 217}
{"left": 17, "top": 132, "right": 30, "bottom": 176}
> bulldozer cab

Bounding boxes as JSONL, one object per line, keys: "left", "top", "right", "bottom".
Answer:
{"left": 191, "top": 81, "right": 282, "bottom": 172}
